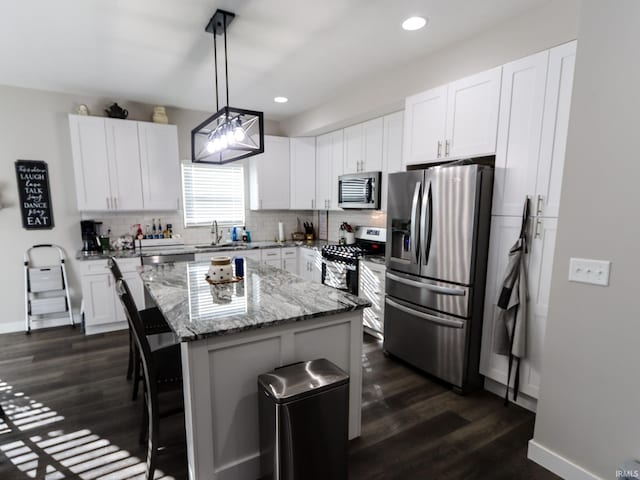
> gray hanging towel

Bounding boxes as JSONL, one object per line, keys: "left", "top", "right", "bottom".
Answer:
{"left": 493, "top": 198, "right": 529, "bottom": 404}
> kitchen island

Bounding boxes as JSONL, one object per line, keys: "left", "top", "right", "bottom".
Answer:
{"left": 140, "top": 258, "right": 369, "bottom": 480}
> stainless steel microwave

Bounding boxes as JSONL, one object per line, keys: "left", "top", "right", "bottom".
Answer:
{"left": 338, "top": 171, "right": 381, "bottom": 209}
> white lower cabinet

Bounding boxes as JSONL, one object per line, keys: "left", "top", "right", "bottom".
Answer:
{"left": 299, "top": 248, "right": 322, "bottom": 283}
{"left": 80, "top": 258, "right": 143, "bottom": 335}
{"left": 281, "top": 248, "right": 298, "bottom": 274}
{"left": 358, "top": 260, "right": 386, "bottom": 336}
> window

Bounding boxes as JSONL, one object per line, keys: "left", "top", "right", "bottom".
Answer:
{"left": 181, "top": 162, "right": 245, "bottom": 227}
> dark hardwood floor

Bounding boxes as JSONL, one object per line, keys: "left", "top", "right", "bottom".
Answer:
{"left": 0, "top": 327, "right": 558, "bottom": 479}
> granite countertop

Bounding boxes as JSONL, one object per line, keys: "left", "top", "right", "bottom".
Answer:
{"left": 76, "top": 239, "right": 331, "bottom": 261}
{"left": 140, "top": 258, "right": 369, "bottom": 341}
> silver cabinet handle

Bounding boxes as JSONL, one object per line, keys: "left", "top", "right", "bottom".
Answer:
{"left": 385, "top": 297, "right": 464, "bottom": 329}
{"left": 445, "top": 140, "right": 450, "bottom": 157}
{"left": 327, "top": 199, "right": 330, "bottom": 209}
{"left": 536, "top": 195, "right": 544, "bottom": 216}
{"left": 437, "top": 141, "right": 442, "bottom": 158}
{"left": 311, "top": 199, "right": 314, "bottom": 209}
{"left": 260, "top": 199, "right": 263, "bottom": 209}
{"left": 106, "top": 197, "right": 110, "bottom": 209}
{"left": 534, "top": 217, "right": 542, "bottom": 239}
{"left": 113, "top": 197, "right": 118, "bottom": 210}
{"left": 386, "top": 272, "right": 466, "bottom": 296}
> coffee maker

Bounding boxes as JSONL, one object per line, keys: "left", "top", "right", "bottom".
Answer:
{"left": 81, "top": 220, "right": 102, "bottom": 254}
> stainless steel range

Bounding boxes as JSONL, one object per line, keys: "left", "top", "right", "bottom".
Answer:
{"left": 321, "top": 227, "right": 385, "bottom": 295}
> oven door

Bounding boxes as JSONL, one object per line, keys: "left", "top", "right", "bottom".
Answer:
{"left": 321, "top": 260, "right": 358, "bottom": 295}
{"left": 338, "top": 172, "right": 380, "bottom": 209}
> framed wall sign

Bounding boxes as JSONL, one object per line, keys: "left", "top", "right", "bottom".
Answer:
{"left": 15, "top": 160, "right": 54, "bottom": 230}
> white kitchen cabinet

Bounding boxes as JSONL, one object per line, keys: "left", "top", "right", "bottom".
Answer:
{"left": 381, "top": 111, "right": 404, "bottom": 211}
{"left": 249, "top": 135, "right": 290, "bottom": 210}
{"left": 343, "top": 117, "right": 384, "bottom": 174}
{"left": 358, "top": 259, "right": 386, "bottom": 336}
{"left": 402, "top": 67, "right": 501, "bottom": 167}
{"left": 535, "top": 41, "right": 577, "bottom": 218}
{"left": 493, "top": 51, "right": 550, "bottom": 216}
{"left": 261, "top": 248, "right": 281, "bottom": 266}
{"left": 69, "top": 115, "right": 179, "bottom": 212}
{"left": 290, "top": 137, "right": 316, "bottom": 210}
{"left": 69, "top": 115, "right": 113, "bottom": 211}
{"left": 299, "top": 248, "right": 322, "bottom": 283}
{"left": 241, "top": 250, "right": 262, "bottom": 263}
{"left": 403, "top": 85, "right": 448, "bottom": 166}
{"left": 315, "top": 130, "right": 344, "bottom": 211}
{"left": 80, "top": 258, "right": 142, "bottom": 335}
{"left": 445, "top": 66, "right": 502, "bottom": 159}
{"left": 282, "top": 248, "right": 298, "bottom": 274}
{"left": 138, "top": 122, "right": 180, "bottom": 211}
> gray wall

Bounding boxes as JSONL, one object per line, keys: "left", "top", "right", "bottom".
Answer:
{"left": 280, "top": 0, "right": 581, "bottom": 137}
{"left": 532, "top": 1, "right": 640, "bottom": 478}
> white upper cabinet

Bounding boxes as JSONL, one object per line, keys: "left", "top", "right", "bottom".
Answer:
{"left": 69, "top": 115, "right": 112, "bottom": 211}
{"left": 403, "top": 85, "right": 448, "bottom": 166}
{"left": 105, "top": 119, "right": 144, "bottom": 211}
{"left": 69, "top": 115, "right": 179, "bottom": 212}
{"left": 343, "top": 117, "right": 384, "bottom": 174}
{"left": 249, "top": 135, "right": 290, "bottom": 210}
{"left": 493, "top": 51, "right": 549, "bottom": 216}
{"left": 381, "top": 111, "right": 404, "bottom": 211}
{"left": 402, "top": 67, "right": 502, "bottom": 167}
{"left": 138, "top": 122, "right": 180, "bottom": 211}
{"left": 315, "top": 130, "right": 344, "bottom": 211}
{"left": 535, "top": 41, "right": 577, "bottom": 218}
{"left": 446, "top": 66, "right": 502, "bottom": 159}
{"left": 290, "top": 137, "right": 316, "bottom": 210}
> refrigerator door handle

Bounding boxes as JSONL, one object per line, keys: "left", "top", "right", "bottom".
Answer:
{"left": 419, "top": 181, "right": 433, "bottom": 266}
{"left": 386, "top": 272, "right": 467, "bottom": 296}
{"left": 386, "top": 297, "right": 464, "bottom": 329}
{"left": 410, "top": 182, "right": 421, "bottom": 263}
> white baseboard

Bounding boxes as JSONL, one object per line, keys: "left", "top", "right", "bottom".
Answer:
{"left": 84, "top": 321, "right": 127, "bottom": 336}
{"left": 0, "top": 312, "right": 81, "bottom": 334}
{"left": 483, "top": 377, "right": 538, "bottom": 412}
{"left": 528, "top": 440, "right": 604, "bottom": 480}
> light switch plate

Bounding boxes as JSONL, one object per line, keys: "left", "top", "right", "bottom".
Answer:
{"left": 568, "top": 258, "right": 611, "bottom": 286}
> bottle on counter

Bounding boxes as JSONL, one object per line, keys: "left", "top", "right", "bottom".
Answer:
{"left": 166, "top": 224, "right": 173, "bottom": 238}
{"left": 231, "top": 226, "right": 237, "bottom": 242}
{"left": 157, "top": 219, "right": 163, "bottom": 239}
{"left": 152, "top": 219, "right": 157, "bottom": 239}
{"left": 145, "top": 224, "right": 151, "bottom": 239}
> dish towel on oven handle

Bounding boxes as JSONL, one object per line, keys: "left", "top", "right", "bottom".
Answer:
{"left": 324, "top": 261, "right": 349, "bottom": 290}
{"left": 493, "top": 197, "right": 530, "bottom": 405}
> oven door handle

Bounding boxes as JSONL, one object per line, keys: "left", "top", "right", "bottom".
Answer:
{"left": 386, "top": 272, "right": 466, "bottom": 296}
{"left": 385, "top": 298, "right": 464, "bottom": 329}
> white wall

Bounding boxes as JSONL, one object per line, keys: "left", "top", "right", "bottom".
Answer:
{"left": 280, "top": 0, "right": 581, "bottom": 137}
{"left": 0, "top": 84, "right": 284, "bottom": 333}
{"left": 531, "top": 1, "right": 640, "bottom": 478}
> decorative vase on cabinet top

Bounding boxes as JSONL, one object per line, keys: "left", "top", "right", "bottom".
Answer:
{"left": 152, "top": 106, "right": 169, "bottom": 124}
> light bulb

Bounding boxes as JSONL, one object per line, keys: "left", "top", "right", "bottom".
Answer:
{"left": 212, "top": 137, "right": 221, "bottom": 152}
{"left": 206, "top": 141, "right": 216, "bottom": 153}
{"left": 220, "top": 134, "right": 228, "bottom": 149}
{"left": 226, "top": 127, "right": 235, "bottom": 146}
{"left": 234, "top": 126, "right": 246, "bottom": 142}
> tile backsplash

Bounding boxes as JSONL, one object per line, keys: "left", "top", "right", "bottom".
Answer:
{"left": 83, "top": 208, "right": 386, "bottom": 245}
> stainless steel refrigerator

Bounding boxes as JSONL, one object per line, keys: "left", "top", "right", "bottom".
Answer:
{"left": 384, "top": 163, "right": 493, "bottom": 393}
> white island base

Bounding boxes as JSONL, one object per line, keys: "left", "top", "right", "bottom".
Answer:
{"left": 180, "top": 310, "right": 363, "bottom": 480}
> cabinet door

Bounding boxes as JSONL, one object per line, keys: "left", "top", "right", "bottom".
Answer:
{"left": 362, "top": 117, "right": 383, "bottom": 172}
{"left": 329, "top": 130, "right": 344, "bottom": 211}
{"left": 479, "top": 216, "right": 526, "bottom": 386}
{"left": 68, "top": 115, "right": 112, "bottom": 211}
{"left": 138, "top": 122, "right": 180, "bottom": 211}
{"left": 282, "top": 248, "right": 298, "bottom": 275}
{"left": 241, "top": 250, "right": 262, "bottom": 263}
{"left": 343, "top": 124, "right": 363, "bottom": 174}
{"left": 402, "top": 85, "right": 448, "bottom": 166}
{"left": 82, "top": 272, "right": 118, "bottom": 326}
{"left": 359, "top": 261, "right": 386, "bottom": 334}
{"left": 315, "top": 133, "right": 332, "bottom": 210}
{"left": 250, "top": 136, "right": 290, "bottom": 210}
{"left": 535, "top": 41, "right": 577, "bottom": 218}
{"left": 262, "top": 249, "right": 281, "bottom": 266}
{"left": 381, "top": 111, "right": 404, "bottom": 211}
{"left": 493, "top": 51, "right": 549, "bottom": 216}
{"left": 290, "top": 137, "right": 316, "bottom": 210}
{"left": 520, "top": 217, "right": 557, "bottom": 399}
{"left": 105, "top": 119, "right": 144, "bottom": 211}
{"left": 445, "top": 66, "right": 502, "bottom": 158}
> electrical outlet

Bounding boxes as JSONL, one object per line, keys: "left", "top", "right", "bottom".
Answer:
{"left": 568, "top": 258, "right": 611, "bottom": 286}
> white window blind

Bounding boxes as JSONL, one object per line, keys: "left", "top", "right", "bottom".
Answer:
{"left": 181, "top": 162, "right": 245, "bottom": 227}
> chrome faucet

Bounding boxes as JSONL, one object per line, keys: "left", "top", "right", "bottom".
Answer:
{"left": 211, "top": 220, "right": 223, "bottom": 245}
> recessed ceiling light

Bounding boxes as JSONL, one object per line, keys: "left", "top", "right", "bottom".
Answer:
{"left": 402, "top": 16, "right": 427, "bottom": 31}
{"left": 274, "top": 96, "right": 288, "bottom": 103}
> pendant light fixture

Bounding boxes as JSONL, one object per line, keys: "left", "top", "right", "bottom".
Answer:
{"left": 191, "top": 9, "right": 264, "bottom": 164}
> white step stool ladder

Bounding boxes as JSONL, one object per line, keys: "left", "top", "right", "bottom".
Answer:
{"left": 24, "top": 244, "right": 74, "bottom": 334}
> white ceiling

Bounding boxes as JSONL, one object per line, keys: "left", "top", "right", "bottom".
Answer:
{"left": 0, "top": 0, "right": 550, "bottom": 121}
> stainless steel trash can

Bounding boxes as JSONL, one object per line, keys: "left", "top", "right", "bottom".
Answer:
{"left": 258, "top": 358, "right": 349, "bottom": 480}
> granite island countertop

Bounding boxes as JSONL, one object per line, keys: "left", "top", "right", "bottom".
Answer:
{"left": 140, "top": 258, "right": 369, "bottom": 341}
{"left": 76, "top": 239, "right": 331, "bottom": 261}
